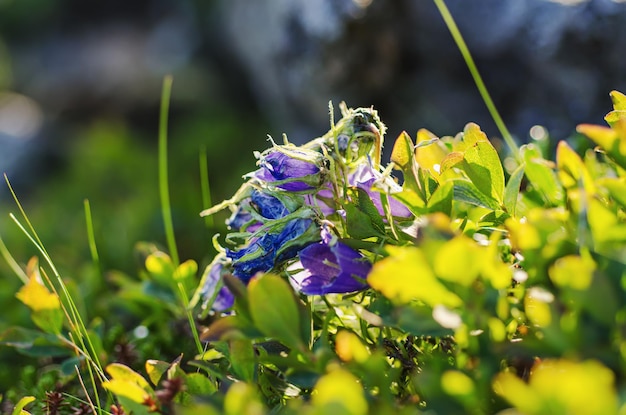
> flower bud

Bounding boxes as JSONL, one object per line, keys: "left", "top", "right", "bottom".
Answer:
{"left": 226, "top": 209, "right": 321, "bottom": 283}
{"left": 255, "top": 146, "right": 327, "bottom": 191}
{"left": 198, "top": 256, "right": 235, "bottom": 312}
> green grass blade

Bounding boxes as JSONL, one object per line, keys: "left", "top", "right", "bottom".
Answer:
{"left": 199, "top": 146, "right": 214, "bottom": 228}
{"left": 83, "top": 199, "right": 101, "bottom": 276}
{"left": 432, "top": 0, "right": 520, "bottom": 161}
{"left": 0, "top": 234, "right": 28, "bottom": 284}
{"left": 158, "top": 74, "right": 180, "bottom": 267}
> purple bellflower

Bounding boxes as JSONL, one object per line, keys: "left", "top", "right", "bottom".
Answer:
{"left": 226, "top": 189, "right": 292, "bottom": 232}
{"left": 226, "top": 213, "right": 321, "bottom": 283}
{"left": 199, "top": 257, "right": 235, "bottom": 312}
{"left": 255, "top": 147, "right": 326, "bottom": 191}
{"left": 289, "top": 227, "right": 370, "bottom": 295}
{"left": 349, "top": 163, "right": 413, "bottom": 218}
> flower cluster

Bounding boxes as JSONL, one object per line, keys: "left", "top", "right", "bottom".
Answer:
{"left": 195, "top": 103, "right": 413, "bottom": 313}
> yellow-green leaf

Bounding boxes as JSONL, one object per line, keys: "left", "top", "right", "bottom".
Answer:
{"left": 145, "top": 359, "right": 171, "bottom": 386}
{"left": 577, "top": 123, "right": 626, "bottom": 170}
{"left": 463, "top": 141, "right": 505, "bottom": 204}
{"left": 103, "top": 363, "right": 153, "bottom": 403}
{"left": 312, "top": 368, "right": 367, "bottom": 415}
{"left": 522, "top": 144, "right": 564, "bottom": 206}
{"left": 391, "top": 131, "right": 414, "bottom": 170}
{"left": 415, "top": 129, "right": 448, "bottom": 178}
{"left": 556, "top": 140, "right": 596, "bottom": 194}
{"left": 368, "top": 246, "right": 462, "bottom": 307}
{"left": 335, "top": 330, "right": 370, "bottom": 363}
{"left": 434, "top": 235, "right": 482, "bottom": 286}
{"left": 174, "top": 260, "right": 198, "bottom": 281}
{"left": 16, "top": 274, "right": 60, "bottom": 312}
{"left": 248, "top": 274, "right": 302, "bottom": 350}
{"left": 549, "top": 254, "right": 596, "bottom": 290}
{"left": 15, "top": 273, "right": 63, "bottom": 335}
{"left": 494, "top": 359, "right": 618, "bottom": 415}
{"left": 12, "top": 396, "right": 35, "bottom": 415}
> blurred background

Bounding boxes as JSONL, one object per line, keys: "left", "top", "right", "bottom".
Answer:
{"left": 1, "top": 0, "right": 626, "bottom": 392}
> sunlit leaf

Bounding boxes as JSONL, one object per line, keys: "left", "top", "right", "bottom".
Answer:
{"left": 368, "top": 246, "right": 462, "bottom": 307}
{"left": 173, "top": 260, "right": 198, "bottom": 281}
{"left": 494, "top": 359, "right": 618, "bottom": 415}
{"left": 335, "top": 330, "right": 370, "bottom": 363}
{"left": 12, "top": 396, "right": 35, "bottom": 415}
{"left": 224, "top": 382, "right": 265, "bottom": 415}
{"left": 523, "top": 144, "right": 564, "bottom": 206}
{"left": 504, "top": 163, "right": 525, "bottom": 215}
{"left": 312, "top": 368, "right": 368, "bottom": 415}
{"left": 145, "top": 359, "right": 171, "bottom": 386}
{"left": 104, "top": 363, "right": 153, "bottom": 400}
{"left": 604, "top": 90, "right": 626, "bottom": 126}
{"left": 248, "top": 274, "right": 303, "bottom": 350}
{"left": 415, "top": 128, "right": 448, "bottom": 178}
{"left": 434, "top": 235, "right": 482, "bottom": 286}
{"left": 577, "top": 123, "right": 626, "bottom": 171}
{"left": 145, "top": 251, "right": 176, "bottom": 286}
{"left": 463, "top": 140, "right": 505, "bottom": 204}
{"left": 229, "top": 339, "right": 256, "bottom": 382}
{"left": 15, "top": 271, "right": 63, "bottom": 335}
{"left": 453, "top": 180, "right": 501, "bottom": 210}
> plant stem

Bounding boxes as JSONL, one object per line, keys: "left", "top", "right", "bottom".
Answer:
{"left": 83, "top": 199, "right": 101, "bottom": 276}
{"left": 432, "top": 0, "right": 520, "bottom": 161}
{"left": 158, "top": 74, "right": 180, "bottom": 266}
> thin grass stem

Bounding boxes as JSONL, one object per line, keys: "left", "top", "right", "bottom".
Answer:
{"left": 0, "top": 235, "right": 28, "bottom": 284}
{"left": 158, "top": 75, "right": 180, "bottom": 267}
{"left": 83, "top": 199, "right": 101, "bottom": 276}
{"left": 432, "top": 0, "right": 520, "bottom": 161}
{"left": 199, "top": 147, "right": 214, "bottom": 228}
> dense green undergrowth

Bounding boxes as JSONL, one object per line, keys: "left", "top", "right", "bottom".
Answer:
{"left": 1, "top": 89, "right": 625, "bottom": 415}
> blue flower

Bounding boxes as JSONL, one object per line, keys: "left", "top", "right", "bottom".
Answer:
{"left": 255, "top": 148, "right": 326, "bottom": 191}
{"left": 226, "top": 190, "right": 291, "bottom": 232}
{"left": 289, "top": 238, "right": 371, "bottom": 295}
{"left": 199, "top": 258, "right": 235, "bottom": 312}
{"left": 226, "top": 215, "right": 320, "bottom": 283}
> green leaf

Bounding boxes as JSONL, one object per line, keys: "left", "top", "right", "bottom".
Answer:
{"left": 229, "top": 339, "right": 257, "bottom": 382}
{"left": 427, "top": 181, "right": 453, "bottom": 215}
{"left": 604, "top": 90, "right": 626, "bottom": 126}
{"left": 434, "top": 235, "right": 482, "bottom": 286}
{"left": 312, "top": 369, "right": 368, "bottom": 415}
{"left": 103, "top": 364, "right": 156, "bottom": 415}
{"left": 368, "top": 246, "right": 462, "bottom": 308}
{"left": 0, "top": 327, "right": 69, "bottom": 357}
{"left": 453, "top": 180, "right": 500, "bottom": 210}
{"left": 504, "top": 163, "right": 525, "bottom": 216}
{"left": 184, "top": 372, "right": 217, "bottom": 396}
{"left": 145, "top": 359, "right": 171, "bottom": 386}
{"left": 390, "top": 130, "right": 414, "bottom": 170}
{"left": 12, "top": 396, "right": 35, "bottom": 415}
{"left": 523, "top": 144, "right": 564, "bottom": 206}
{"left": 173, "top": 260, "right": 198, "bottom": 281}
{"left": 344, "top": 188, "right": 386, "bottom": 239}
{"left": 414, "top": 129, "right": 448, "bottom": 179}
{"left": 597, "top": 177, "right": 626, "bottom": 208}
{"left": 577, "top": 123, "right": 626, "bottom": 170}
{"left": 556, "top": 140, "right": 596, "bottom": 194}
{"left": 15, "top": 273, "right": 64, "bottom": 335}
{"left": 462, "top": 142, "right": 505, "bottom": 204}
{"left": 145, "top": 251, "right": 176, "bottom": 287}
{"left": 248, "top": 274, "right": 303, "bottom": 350}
